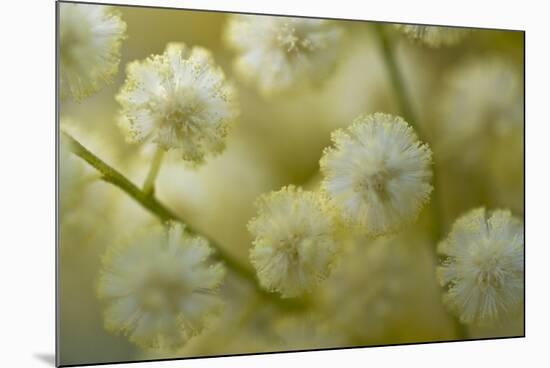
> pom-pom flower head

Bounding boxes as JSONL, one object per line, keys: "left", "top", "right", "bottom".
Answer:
{"left": 59, "top": 3, "right": 126, "bottom": 100}
{"left": 394, "top": 24, "right": 469, "bottom": 47}
{"left": 320, "top": 234, "right": 429, "bottom": 343}
{"left": 437, "top": 208, "right": 524, "bottom": 325}
{"left": 224, "top": 15, "right": 345, "bottom": 96}
{"left": 320, "top": 113, "right": 432, "bottom": 235}
{"left": 439, "top": 57, "right": 523, "bottom": 152}
{"left": 98, "top": 222, "right": 226, "bottom": 350}
{"left": 248, "top": 186, "right": 338, "bottom": 298}
{"left": 116, "top": 43, "right": 238, "bottom": 164}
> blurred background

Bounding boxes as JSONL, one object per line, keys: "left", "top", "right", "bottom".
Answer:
{"left": 59, "top": 4, "right": 524, "bottom": 365}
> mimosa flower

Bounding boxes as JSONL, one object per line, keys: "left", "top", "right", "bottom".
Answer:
{"left": 437, "top": 208, "right": 524, "bottom": 324}
{"left": 437, "top": 57, "right": 524, "bottom": 213}
{"left": 320, "top": 235, "right": 424, "bottom": 343}
{"left": 116, "top": 43, "right": 238, "bottom": 164}
{"left": 439, "top": 57, "right": 523, "bottom": 153}
{"left": 59, "top": 3, "right": 126, "bottom": 100}
{"left": 320, "top": 113, "right": 432, "bottom": 235}
{"left": 248, "top": 186, "right": 338, "bottom": 298}
{"left": 225, "top": 15, "right": 345, "bottom": 96}
{"left": 98, "top": 222, "right": 226, "bottom": 349}
{"left": 394, "top": 24, "right": 469, "bottom": 47}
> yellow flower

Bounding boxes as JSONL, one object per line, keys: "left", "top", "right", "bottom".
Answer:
{"left": 59, "top": 3, "right": 126, "bottom": 100}
{"left": 248, "top": 186, "right": 338, "bottom": 298}
{"left": 394, "top": 24, "right": 468, "bottom": 47}
{"left": 437, "top": 208, "right": 524, "bottom": 325}
{"left": 225, "top": 15, "right": 345, "bottom": 96}
{"left": 98, "top": 222, "right": 226, "bottom": 350}
{"left": 320, "top": 113, "right": 432, "bottom": 235}
{"left": 116, "top": 43, "right": 238, "bottom": 164}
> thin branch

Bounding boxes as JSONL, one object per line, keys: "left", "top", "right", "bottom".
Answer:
{"left": 62, "top": 131, "right": 307, "bottom": 311}
{"left": 375, "top": 24, "right": 418, "bottom": 129}
{"left": 142, "top": 146, "right": 165, "bottom": 196}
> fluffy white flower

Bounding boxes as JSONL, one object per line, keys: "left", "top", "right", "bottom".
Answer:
{"left": 394, "top": 24, "right": 469, "bottom": 47}
{"left": 438, "top": 57, "right": 523, "bottom": 154}
{"left": 436, "top": 57, "right": 524, "bottom": 213}
{"left": 320, "top": 113, "right": 432, "bottom": 235}
{"left": 319, "top": 233, "right": 453, "bottom": 344}
{"left": 59, "top": 3, "right": 126, "bottom": 100}
{"left": 225, "top": 15, "right": 345, "bottom": 96}
{"left": 437, "top": 208, "right": 524, "bottom": 325}
{"left": 248, "top": 186, "right": 338, "bottom": 298}
{"left": 116, "top": 43, "right": 238, "bottom": 164}
{"left": 98, "top": 222, "right": 226, "bottom": 349}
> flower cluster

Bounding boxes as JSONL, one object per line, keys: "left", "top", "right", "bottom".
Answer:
{"left": 57, "top": 6, "right": 525, "bottom": 356}
{"left": 394, "top": 24, "right": 469, "bottom": 47}
{"left": 59, "top": 3, "right": 126, "bottom": 101}
{"left": 320, "top": 113, "right": 433, "bottom": 235}
{"left": 225, "top": 15, "right": 345, "bottom": 96}
{"left": 98, "top": 222, "right": 226, "bottom": 349}
{"left": 248, "top": 186, "right": 338, "bottom": 298}
{"left": 116, "top": 43, "right": 238, "bottom": 164}
{"left": 437, "top": 208, "right": 524, "bottom": 325}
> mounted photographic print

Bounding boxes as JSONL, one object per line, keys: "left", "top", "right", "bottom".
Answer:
{"left": 56, "top": 1, "right": 525, "bottom": 366}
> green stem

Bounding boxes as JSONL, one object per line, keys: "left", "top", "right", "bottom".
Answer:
{"left": 375, "top": 24, "right": 418, "bottom": 130}
{"left": 143, "top": 146, "right": 165, "bottom": 196}
{"left": 375, "top": 23, "right": 445, "bottom": 242}
{"left": 452, "top": 316, "right": 469, "bottom": 340}
{"left": 375, "top": 24, "right": 466, "bottom": 340}
{"left": 62, "top": 131, "right": 306, "bottom": 311}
